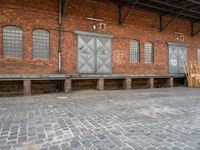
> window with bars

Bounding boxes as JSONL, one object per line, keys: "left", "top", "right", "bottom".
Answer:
{"left": 130, "top": 40, "right": 139, "bottom": 63}
{"left": 144, "top": 42, "right": 153, "bottom": 64}
{"left": 198, "top": 49, "right": 200, "bottom": 63}
{"left": 32, "top": 29, "right": 50, "bottom": 59}
{"left": 3, "top": 26, "right": 23, "bottom": 58}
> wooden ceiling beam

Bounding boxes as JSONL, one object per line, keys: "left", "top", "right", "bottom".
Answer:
{"left": 97, "top": 0, "right": 200, "bottom": 23}
{"left": 148, "top": 0, "right": 200, "bottom": 15}
{"left": 186, "top": 0, "right": 200, "bottom": 5}
{"left": 136, "top": 2, "right": 200, "bottom": 20}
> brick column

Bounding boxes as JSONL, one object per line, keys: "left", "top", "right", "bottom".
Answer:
{"left": 124, "top": 77, "right": 132, "bottom": 90}
{"left": 64, "top": 78, "right": 72, "bottom": 93}
{"left": 97, "top": 78, "right": 104, "bottom": 91}
{"left": 170, "top": 77, "right": 174, "bottom": 88}
{"left": 23, "top": 80, "right": 31, "bottom": 96}
{"left": 150, "top": 78, "right": 154, "bottom": 89}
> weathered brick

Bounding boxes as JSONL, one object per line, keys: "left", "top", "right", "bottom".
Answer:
{"left": 0, "top": 0, "right": 199, "bottom": 76}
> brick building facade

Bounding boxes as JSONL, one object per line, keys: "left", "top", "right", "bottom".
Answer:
{"left": 0, "top": 0, "right": 199, "bottom": 95}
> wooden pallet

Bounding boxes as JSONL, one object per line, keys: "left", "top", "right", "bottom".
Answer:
{"left": 184, "top": 62, "right": 200, "bottom": 88}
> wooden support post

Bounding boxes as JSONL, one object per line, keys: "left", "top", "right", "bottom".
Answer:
{"left": 150, "top": 78, "right": 154, "bottom": 89}
{"left": 64, "top": 78, "right": 71, "bottom": 93}
{"left": 23, "top": 80, "right": 31, "bottom": 96}
{"left": 170, "top": 77, "right": 174, "bottom": 87}
{"left": 124, "top": 77, "right": 132, "bottom": 90}
{"left": 97, "top": 78, "right": 104, "bottom": 91}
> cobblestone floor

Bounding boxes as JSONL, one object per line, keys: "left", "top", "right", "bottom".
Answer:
{"left": 1, "top": 87, "right": 200, "bottom": 150}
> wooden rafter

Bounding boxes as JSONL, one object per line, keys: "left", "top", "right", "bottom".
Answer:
{"left": 186, "top": 0, "right": 200, "bottom": 5}
{"left": 99, "top": 0, "right": 200, "bottom": 23}
{"left": 149, "top": 0, "right": 200, "bottom": 15}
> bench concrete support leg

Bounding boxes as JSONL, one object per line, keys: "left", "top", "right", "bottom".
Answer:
{"left": 65, "top": 79, "right": 72, "bottom": 93}
{"left": 97, "top": 78, "right": 104, "bottom": 91}
{"left": 124, "top": 77, "right": 132, "bottom": 90}
{"left": 170, "top": 77, "right": 174, "bottom": 87}
{"left": 23, "top": 80, "right": 31, "bottom": 96}
{"left": 150, "top": 78, "right": 154, "bottom": 89}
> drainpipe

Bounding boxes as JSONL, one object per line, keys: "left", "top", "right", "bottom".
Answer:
{"left": 58, "top": 0, "right": 62, "bottom": 74}
{"left": 58, "top": 27, "right": 62, "bottom": 74}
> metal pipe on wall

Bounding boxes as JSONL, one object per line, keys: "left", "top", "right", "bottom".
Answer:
{"left": 57, "top": 0, "right": 63, "bottom": 93}
{"left": 58, "top": 0, "right": 62, "bottom": 74}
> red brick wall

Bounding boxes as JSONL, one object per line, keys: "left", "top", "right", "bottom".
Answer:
{"left": 0, "top": 0, "right": 58, "bottom": 74}
{"left": 0, "top": 0, "right": 199, "bottom": 75}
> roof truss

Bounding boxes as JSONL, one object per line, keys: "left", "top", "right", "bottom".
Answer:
{"left": 118, "top": 0, "right": 137, "bottom": 25}
{"left": 191, "top": 22, "right": 200, "bottom": 37}
{"left": 98, "top": 0, "right": 200, "bottom": 36}
{"left": 159, "top": 15, "right": 179, "bottom": 32}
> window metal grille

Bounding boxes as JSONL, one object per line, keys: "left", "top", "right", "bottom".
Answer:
{"left": 32, "top": 29, "right": 50, "bottom": 59}
{"left": 130, "top": 40, "right": 139, "bottom": 63}
{"left": 3, "top": 26, "right": 23, "bottom": 57}
{"left": 144, "top": 42, "right": 153, "bottom": 63}
{"left": 198, "top": 49, "right": 200, "bottom": 63}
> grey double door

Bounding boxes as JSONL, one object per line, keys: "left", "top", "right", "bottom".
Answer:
{"left": 168, "top": 43, "right": 188, "bottom": 74}
{"left": 77, "top": 34, "right": 112, "bottom": 74}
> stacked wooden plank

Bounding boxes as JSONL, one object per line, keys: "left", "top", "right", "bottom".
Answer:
{"left": 184, "top": 62, "right": 200, "bottom": 88}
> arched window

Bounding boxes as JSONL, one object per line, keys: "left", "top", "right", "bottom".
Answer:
{"left": 130, "top": 40, "right": 139, "bottom": 63}
{"left": 3, "top": 26, "right": 23, "bottom": 57}
{"left": 198, "top": 49, "right": 200, "bottom": 63}
{"left": 32, "top": 29, "right": 50, "bottom": 59}
{"left": 144, "top": 42, "right": 153, "bottom": 64}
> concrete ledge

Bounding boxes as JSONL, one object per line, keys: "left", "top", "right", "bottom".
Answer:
{"left": 0, "top": 74, "right": 185, "bottom": 80}
{"left": 0, "top": 74, "right": 69, "bottom": 80}
{"left": 70, "top": 74, "right": 185, "bottom": 79}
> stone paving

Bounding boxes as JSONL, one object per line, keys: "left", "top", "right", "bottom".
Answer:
{"left": 1, "top": 88, "right": 200, "bottom": 150}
